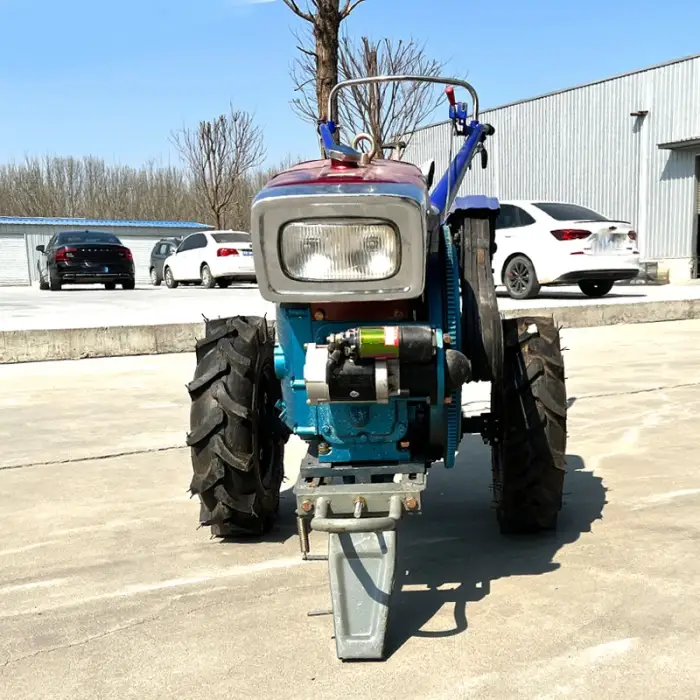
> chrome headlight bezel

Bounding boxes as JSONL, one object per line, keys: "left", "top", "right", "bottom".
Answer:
{"left": 250, "top": 183, "right": 428, "bottom": 303}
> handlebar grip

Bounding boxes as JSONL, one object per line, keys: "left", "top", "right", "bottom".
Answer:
{"left": 445, "top": 86, "right": 456, "bottom": 106}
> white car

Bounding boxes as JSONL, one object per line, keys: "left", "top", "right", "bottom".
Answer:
{"left": 162, "top": 230, "right": 256, "bottom": 289}
{"left": 492, "top": 200, "right": 641, "bottom": 299}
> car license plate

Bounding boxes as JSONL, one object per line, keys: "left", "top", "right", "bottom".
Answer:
{"left": 242, "top": 250, "right": 253, "bottom": 256}
{"left": 104, "top": 266, "right": 109, "bottom": 273}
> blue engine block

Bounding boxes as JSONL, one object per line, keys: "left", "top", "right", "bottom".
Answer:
{"left": 273, "top": 225, "right": 463, "bottom": 468}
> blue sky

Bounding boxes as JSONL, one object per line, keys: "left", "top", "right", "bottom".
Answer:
{"left": 1, "top": 0, "right": 699, "bottom": 170}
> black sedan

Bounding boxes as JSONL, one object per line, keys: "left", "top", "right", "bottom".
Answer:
{"left": 37, "top": 230, "right": 136, "bottom": 291}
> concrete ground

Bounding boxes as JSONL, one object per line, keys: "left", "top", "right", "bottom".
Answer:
{"left": 2, "top": 320, "right": 700, "bottom": 699}
{"left": 2, "top": 281, "right": 700, "bottom": 331}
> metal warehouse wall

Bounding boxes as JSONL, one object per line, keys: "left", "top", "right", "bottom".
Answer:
{"left": 404, "top": 55, "right": 700, "bottom": 265}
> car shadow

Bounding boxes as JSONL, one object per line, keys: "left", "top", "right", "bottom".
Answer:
{"left": 385, "top": 437, "right": 606, "bottom": 657}
{"left": 496, "top": 288, "right": 646, "bottom": 301}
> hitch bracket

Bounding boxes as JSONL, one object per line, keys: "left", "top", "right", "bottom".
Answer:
{"left": 314, "top": 495, "right": 402, "bottom": 660}
{"left": 295, "top": 469, "right": 426, "bottom": 660}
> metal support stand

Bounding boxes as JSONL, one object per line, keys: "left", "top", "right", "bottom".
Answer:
{"left": 294, "top": 462, "right": 427, "bottom": 661}
{"left": 316, "top": 496, "right": 402, "bottom": 660}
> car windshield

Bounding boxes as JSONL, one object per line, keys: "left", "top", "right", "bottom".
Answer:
{"left": 57, "top": 231, "right": 122, "bottom": 245}
{"left": 212, "top": 232, "right": 250, "bottom": 243}
{"left": 532, "top": 202, "right": 610, "bottom": 222}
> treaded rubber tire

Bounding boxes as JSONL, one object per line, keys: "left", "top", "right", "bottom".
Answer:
{"left": 105, "top": 282, "right": 116, "bottom": 290}
{"left": 451, "top": 212, "right": 503, "bottom": 383}
{"left": 578, "top": 279, "right": 614, "bottom": 297}
{"left": 503, "top": 255, "right": 541, "bottom": 300}
{"left": 121, "top": 279, "right": 135, "bottom": 290}
{"left": 491, "top": 315, "right": 567, "bottom": 534}
{"left": 150, "top": 268, "right": 161, "bottom": 286}
{"left": 186, "top": 315, "right": 289, "bottom": 536}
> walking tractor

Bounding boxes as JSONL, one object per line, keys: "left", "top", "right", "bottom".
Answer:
{"left": 186, "top": 76, "right": 568, "bottom": 661}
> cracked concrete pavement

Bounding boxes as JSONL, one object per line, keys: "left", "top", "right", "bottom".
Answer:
{"left": 1, "top": 320, "right": 700, "bottom": 699}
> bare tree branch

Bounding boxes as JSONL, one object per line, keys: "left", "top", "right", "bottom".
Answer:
{"left": 170, "top": 105, "right": 265, "bottom": 229}
{"left": 340, "top": 0, "right": 366, "bottom": 18}
{"left": 290, "top": 33, "right": 458, "bottom": 157}
{"left": 281, "top": 0, "right": 314, "bottom": 22}
{"left": 296, "top": 44, "right": 318, "bottom": 58}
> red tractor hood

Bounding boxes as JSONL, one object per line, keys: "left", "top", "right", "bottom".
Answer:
{"left": 263, "top": 158, "right": 427, "bottom": 191}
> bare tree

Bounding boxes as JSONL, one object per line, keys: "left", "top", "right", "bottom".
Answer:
{"left": 291, "top": 33, "right": 451, "bottom": 156}
{"left": 282, "top": 0, "right": 366, "bottom": 124}
{"left": 170, "top": 106, "right": 265, "bottom": 229}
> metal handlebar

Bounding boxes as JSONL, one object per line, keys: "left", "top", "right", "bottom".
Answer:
{"left": 309, "top": 495, "right": 403, "bottom": 534}
{"left": 327, "top": 75, "right": 480, "bottom": 125}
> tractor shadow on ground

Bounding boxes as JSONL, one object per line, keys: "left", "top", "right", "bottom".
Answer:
{"left": 385, "top": 437, "right": 607, "bottom": 657}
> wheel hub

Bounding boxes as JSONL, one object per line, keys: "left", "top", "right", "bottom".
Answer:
{"left": 508, "top": 262, "right": 529, "bottom": 293}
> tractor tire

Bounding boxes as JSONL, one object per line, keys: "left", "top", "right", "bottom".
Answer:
{"left": 186, "top": 315, "right": 289, "bottom": 536}
{"left": 491, "top": 315, "right": 567, "bottom": 534}
{"left": 450, "top": 210, "right": 503, "bottom": 383}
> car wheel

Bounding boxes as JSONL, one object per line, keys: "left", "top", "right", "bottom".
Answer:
{"left": 121, "top": 279, "right": 136, "bottom": 290}
{"left": 49, "top": 268, "right": 62, "bottom": 291}
{"left": 578, "top": 280, "right": 614, "bottom": 297}
{"left": 503, "top": 255, "right": 541, "bottom": 300}
{"left": 150, "top": 268, "right": 161, "bottom": 286}
{"left": 38, "top": 272, "right": 49, "bottom": 290}
{"left": 217, "top": 279, "right": 231, "bottom": 288}
{"left": 200, "top": 264, "right": 216, "bottom": 289}
{"left": 105, "top": 282, "right": 116, "bottom": 290}
{"left": 165, "top": 267, "right": 178, "bottom": 289}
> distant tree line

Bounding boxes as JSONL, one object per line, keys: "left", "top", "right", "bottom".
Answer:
{"left": 0, "top": 0, "right": 451, "bottom": 229}
{"left": 0, "top": 149, "right": 296, "bottom": 230}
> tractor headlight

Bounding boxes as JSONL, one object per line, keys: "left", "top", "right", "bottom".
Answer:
{"left": 280, "top": 219, "right": 400, "bottom": 282}
{"left": 250, "top": 180, "right": 429, "bottom": 303}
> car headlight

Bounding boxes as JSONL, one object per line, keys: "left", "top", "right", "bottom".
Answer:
{"left": 280, "top": 219, "right": 400, "bottom": 282}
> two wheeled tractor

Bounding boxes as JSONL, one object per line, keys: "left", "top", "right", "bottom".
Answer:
{"left": 185, "top": 75, "right": 568, "bottom": 661}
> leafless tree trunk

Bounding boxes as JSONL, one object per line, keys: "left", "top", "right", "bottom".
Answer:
{"left": 282, "top": 0, "right": 366, "bottom": 124}
{"left": 170, "top": 105, "right": 265, "bottom": 229}
{"left": 291, "top": 34, "right": 452, "bottom": 157}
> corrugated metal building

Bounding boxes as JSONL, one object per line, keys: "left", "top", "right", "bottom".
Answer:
{"left": 404, "top": 53, "right": 700, "bottom": 282}
{"left": 0, "top": 217, "right": 211, "bottom": 287}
